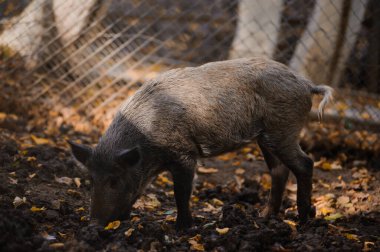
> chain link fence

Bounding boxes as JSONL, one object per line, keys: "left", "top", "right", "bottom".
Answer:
{"left": 1, "top": 0, "right": 379, "bottom": 130}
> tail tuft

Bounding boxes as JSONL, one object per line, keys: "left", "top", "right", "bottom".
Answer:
{"left": 311, "top": 85, "right": 334, "bottom": 122}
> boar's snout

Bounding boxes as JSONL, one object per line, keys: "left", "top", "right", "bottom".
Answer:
{"left": 90, "top": 202, "right": 132, "bottom": 225}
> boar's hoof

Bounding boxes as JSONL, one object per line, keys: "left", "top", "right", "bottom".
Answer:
{"left": 299, "top": 205, "right": 316, "bottom": 224}
{"left": 175, "top": 216, "right": 193, "bottom": 231}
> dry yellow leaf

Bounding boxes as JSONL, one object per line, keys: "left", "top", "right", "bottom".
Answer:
{"left": 343, "top": 233, "right": 359, "bottom": 241}
{"left": 320, "top": 207, "right": 335, "bottom": 215}
{"left": 211, "top": 198, "right": 224, "bottom": 207}
{"left": 156, "top": 173, "right": 173, "bottom": 186}
{"left": 197, "top": 167, "right": 218, "bottom": 174}
{"left": 31, "top": 135, "right": 50, "bottom": 145}
{"left": 30, "top": 206, "right": 46, "bottom": 212}
{"left": 192, "top": 195, "right": 199, "bottom": 203}
{"left": 321, "top": 162, "right": 332, "bottom": 171}
{"left": 27, "top": 156, "right": 37, "bottom": 162}
{"left": 216, "top": 227, "right": 229, "bottom": 235}
{"left": 188, "top": 235, "right": 204, "bottom": 251}
{"left": 49, "top": 243, "right": 64, "bottom": 248}
{"left": 104, "top": 220, "right": 121, "bottom": 230}
{"left": 324, "top": 213, "right": 343, "bottom": 221}
{"left": 124, "top": 228, "right": 135, "bottom": 238}
{"left": 75, "top": 207, "right": 85, "bottom": 212}
{"left": 242, "top": 147, "right": 252, "bottom": 153}
{"left": 217, "top": 152, "right": 236, "bottom": 161}
{"left": 80, "top": 216, "right": 88, "bottom": 221}
{"left": 28, "top": 173, "right": 36, "bottom": 179}
{"left": 260, "top": 173, "right": 271, "bottom": 190}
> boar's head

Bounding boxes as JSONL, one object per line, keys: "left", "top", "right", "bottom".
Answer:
{"left": 68, "top": 140, "right": 143, "bottom": 225}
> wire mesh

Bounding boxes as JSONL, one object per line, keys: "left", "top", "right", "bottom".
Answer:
{"left": 0, "top": 0, "right": 379, "bottom": 129}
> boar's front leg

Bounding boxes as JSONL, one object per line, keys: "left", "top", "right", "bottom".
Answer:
{"left": 258, "top": 141, "right": 289, "bottom": 217}
{"left": 169, "top": 158, "right": 196, "bottom": 231}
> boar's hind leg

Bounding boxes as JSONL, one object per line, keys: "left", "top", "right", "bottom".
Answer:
{"left": 275, "top": 143, "right": 315, "bottom": 223}
{"left": 258, "top": 141, "right": 289, "bottom": 218}
{"left": 169, "top": 158, "right": 196, "bottom": 231}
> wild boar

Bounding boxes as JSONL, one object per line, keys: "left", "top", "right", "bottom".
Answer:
{"left": 69, "top": 57, "right": 333, "bottom": 230}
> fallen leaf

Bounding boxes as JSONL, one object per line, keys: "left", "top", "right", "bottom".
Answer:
{"left": 69, "top": 178, "right": 79, "bottom": 188}
{"left": 131, "top": 216, "right": 140, "bottom": 223}
{"left": 125, "top": 228, "right": 135, "bottom": 237}
{"left": 0, "top": 112, "right": 7, "bottom": 120}
{"left": 260, "top": 173, "right": 271, "bottom": 190}
{"left": 234, "top": 168, "right": 245, "bottom": 175}
{"left": 75, "top": 207, "right": 85, "bottom": 212}
{"left": 336, "top": 196, "right": 350, "bottom": 206}
{"left": 55, "top": 176, "right": 73, "bottom": 185}
{"left": 49, "top": 243, "right": 64, "bottom": 248}
{"left": 363, "top": 241, "right": 375, "bottom": 251}
{"left": 9, "top": 177, "right": 18, "bottom": 184}
{"left": 41, "top": 231, "right": 56, "bottom": 241}
{"left": 188, "top": 234, "right": 204, "bottom": 251}
{"left": 8, "top": 172, "right": 16, "bottom": 176}
{"left": 283, "top": 219, "right": 297, "bottom": 233}
{"left": 211, "top": 198, "right": 224, "bottom": 207}
{"left": 192, "top": 195, "right": 200, "bottom": 203}
{"left": 28, "top": 173, "right": 36, "bottom": 179}
{"left": 27, "top": 156, "right": 37, "bottom": 162}
{"left": 156, "top": 173, "right": 173, "bottom": 186}
{"left": 133, "top": 194, "right": 161, "bottom": 210}
{"left": 165, "top": 215, "right": 176, "bottom": 222}
{"left": 232, "top": 161, "right": 241, "bottom": 166}
{"left": 286, "top": 183, "right": 297, "bottom": 192}
{"left": 216, "top": 227, "right": 229, "bottom": 235}
{"left": 217, "top": 152, "right": 236, "bottom": 161}
{"left": 58, "top": 232, "right": 67, "bottom": 238}
{"left": 31, "top": 135, "right": 50, "bottom": 145}
{"left": 31, "top": 206, "right": 46, "bottom": 212}
{"left": 343, "top": 233, "right": 359, "bottom": 241}
{"left": 324, "top": 213, "right": 343, "bottom": 221}
{"left": 104, "top": 220, "right": 121, "bottom": 230}
{"left": 197, "top": 167, "right": 218, "bottom": 174}
{"left": 320, "top": 207, "right": 335, "bottom": 215}
{"left": 13, "top": 196, "right": 26, "bottom": 208}
{"left": 80, "top": 216, "right": 88, "bottom": 221}
{"left": 67, "top": 189, "right": 81, "bottom": 197}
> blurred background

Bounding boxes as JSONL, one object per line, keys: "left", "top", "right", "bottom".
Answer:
{"left": 0, "top": 0, "right": 379, "bottom": 131}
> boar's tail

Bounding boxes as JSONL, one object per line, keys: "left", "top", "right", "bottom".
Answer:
{"left": 310, "top": 85, "right": 334, "bottom": 122}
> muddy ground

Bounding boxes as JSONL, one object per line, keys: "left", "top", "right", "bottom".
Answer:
{"left": 0, "top": 103, "right": 379, "bottom": 252}
{"left": 0, "top": 66, "right": 380, "bottom": 251}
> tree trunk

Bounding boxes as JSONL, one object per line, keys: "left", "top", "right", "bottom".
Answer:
{"left": 229, "top": 0, "right": 282, "bottom": 59}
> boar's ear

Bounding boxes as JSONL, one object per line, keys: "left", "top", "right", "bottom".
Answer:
{"left": 68, "top": 140, "right": 93, "bottom": 165}
{"left": 116, "top": 146, "right": 141, "bottom": 167}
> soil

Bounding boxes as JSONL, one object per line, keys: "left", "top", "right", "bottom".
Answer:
{"left": 0, "top": 106, "right": 379, "bottom": 252}
{"left": 0, "top": 65, "right": 379, "bottom": 251}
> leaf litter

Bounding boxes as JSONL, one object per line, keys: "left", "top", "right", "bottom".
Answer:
{"left": 0, "top": 69, "right": 379, "bottom": 251}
